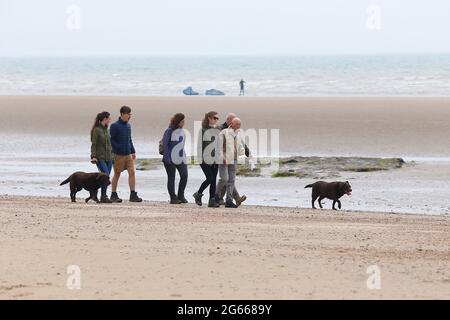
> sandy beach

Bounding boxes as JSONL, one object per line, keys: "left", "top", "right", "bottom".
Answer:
{"left": 1, "top": 96, "right": 450, "bottom": 300}
{"left": 0, "top": 196, "right": 449, "bottom": 300}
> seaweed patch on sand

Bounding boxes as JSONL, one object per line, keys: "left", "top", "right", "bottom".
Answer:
{"left": 271, "top": 156, "right": 406, "bottom": 179}
{"left": 136, "top": 156, "right": 406, "bottom": 180}
{"left": 136, "top": 158, "right": 162, "bottom": 171}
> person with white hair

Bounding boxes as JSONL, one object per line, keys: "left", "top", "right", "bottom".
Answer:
{"left": 216, "top": 113, "right": 249, "bottom": 206}
{"left": 216, "top": 117, "right": 250, "bottom": 208}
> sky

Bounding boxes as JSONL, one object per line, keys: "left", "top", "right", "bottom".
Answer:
{"left": 0, "top": 0, "right": 449, "bottom": 56}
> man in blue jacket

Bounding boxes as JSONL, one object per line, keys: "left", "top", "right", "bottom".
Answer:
{"left": 110, "top": 106, "right": 143, "bottom": 203}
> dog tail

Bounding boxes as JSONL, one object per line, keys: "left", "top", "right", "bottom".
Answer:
{"left": 304, "top": 184, "right": 314, "bottom": 189}
{"left": 59, "top": 176, "right": 71, "bottom": 186}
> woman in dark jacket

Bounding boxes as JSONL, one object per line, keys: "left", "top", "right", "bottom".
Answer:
{"left": 90, "top": 111, "right": 113, "bottom": 203}
{"left": 193, "top": 111, "right": 220, "bottom": 208}
{"left": 162, "top": 113, "right": 188, "bottom": 204}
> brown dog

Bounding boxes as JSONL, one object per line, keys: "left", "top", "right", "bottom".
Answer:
{"left": 305, "top": 181, "right": 352, "bottom": 210}
{"left": 60, "top": 172, "right": 111, "bottom": 203}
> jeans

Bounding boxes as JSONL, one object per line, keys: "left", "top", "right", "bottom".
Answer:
{"left": 217, "top": 163, "right": 237, "bottom": 203}
{"left": 198, "top": 163, "right": 218, "bottom": 200}
{"left": 217, "top": 180, "right": 241, "bottom": 201}
{"left": 96, "top": 160, "right": 113, "bottom": 197}
{"left": 164, "top": 163, "right": 188, "bottom": 200}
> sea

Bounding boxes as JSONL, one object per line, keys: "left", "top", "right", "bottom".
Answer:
{"left": 0, "top": 54, "right": 449, "bottom": 96}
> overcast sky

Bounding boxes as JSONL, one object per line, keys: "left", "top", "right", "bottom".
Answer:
{"left": 0, "top": 0, "right": 449, "bottom": 56}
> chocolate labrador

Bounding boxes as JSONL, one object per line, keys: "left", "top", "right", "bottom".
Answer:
{"left": 305, "top": 181, "right": 352, "bottom": 210}
{"left": 60, "top": 172, "right": 111, "bottom": 203}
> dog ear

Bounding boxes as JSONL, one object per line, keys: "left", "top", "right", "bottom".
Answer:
{"left": 96, "top": 173, "right": 103, "bottom": 181}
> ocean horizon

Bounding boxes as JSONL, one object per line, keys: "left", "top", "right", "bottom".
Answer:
{"left": 1, "top": 54, "right": 449, "bottom": 97}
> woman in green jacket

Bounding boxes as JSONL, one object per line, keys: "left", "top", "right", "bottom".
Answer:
{"left": 91, "top": 111, "right": 113, "bottom": 203}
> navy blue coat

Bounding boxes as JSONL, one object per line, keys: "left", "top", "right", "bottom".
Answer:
{"left": 162, "top": 127, "right": 186, "bottom": 165}
{"left": 110, "top": 118, "right": 136, "bottom": 156}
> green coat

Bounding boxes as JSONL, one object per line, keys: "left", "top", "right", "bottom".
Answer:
{"left": 91, "top": 126, "right": 113, "bottom": 161}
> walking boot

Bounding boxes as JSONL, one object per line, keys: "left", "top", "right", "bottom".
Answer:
{"left": 193, "top": 192, "right": 203, "bottom": 206}
{"left": 130, "top": 191, "right": 143, "bottom": 203}
{"left": 100, "top": 194, "right": 112, "bottom": 204}
{"left": 110, "top": 192, "right": 123, "bottom": 203}
{"left": 208, "top": 198, "right": 220, "bottom": 208}
{"left": 235, "top": 195, "right": 247, "bottom": 207}
{"left": 170, "top": 197, "right": 182, "bottom": 204}
{"left": 225, "top": 200, "right": 238, "bottom": 208}
{"left": 178, "top": 196, "right": 188, "bottom": 204}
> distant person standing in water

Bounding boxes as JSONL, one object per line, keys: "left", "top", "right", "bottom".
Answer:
{"left": 239, "top": 79, "right": 246, "bottom": 96}
{"left": 90, "top": 111, "right": 113, "bottom": 203}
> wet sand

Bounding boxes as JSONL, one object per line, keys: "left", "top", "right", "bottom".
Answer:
{"left": 1, "top": 96, "right": 450, "bottom": 157}
{"left": 0, "top": 196, "right": 449, "bottom": 300}
{"left": 1, "top": 157, "right": 450, "bottom": 215}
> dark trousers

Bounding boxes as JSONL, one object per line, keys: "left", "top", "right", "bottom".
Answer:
{"left": 96, "top": 160, "right": 113, "bottom": 197}
{"left": 198, "top": 163, "right": 218, "bottom": 200}
{"left": 164, "top": 163, "right": 188, "bottom": 200}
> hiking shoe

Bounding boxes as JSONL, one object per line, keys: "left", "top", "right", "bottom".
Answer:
{"left": 225, "top": 200, "right": 238, "bottom": 208}
{"left": 214, "top": 195, "right": 225, "bottom": 206}
{"left": 193, "top": 192, "right": 203, "bottom": 206}
{"left": 208, "top": 199, "right": 220, "bottom": 208}
{"left": 100, "top": 195, "right": 112, "bottom": 204}
{"left": 178, "top": 197, "right": 188, "bottom": 204}
{"left": 110, "top": 192, "right": 123, "bottom": 203}
{"left": 235, "top": 195, "right": 247, "bottom": 207}
{"left": 130, "top": 191, "right": 143, "bottom": 203}
{"left": 170, "top": 198, "right": 182, "bottom": 204}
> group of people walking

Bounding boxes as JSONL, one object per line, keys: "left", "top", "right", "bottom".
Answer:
{"left": 90, "top": 106, "right": 251, "bottom": 208}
